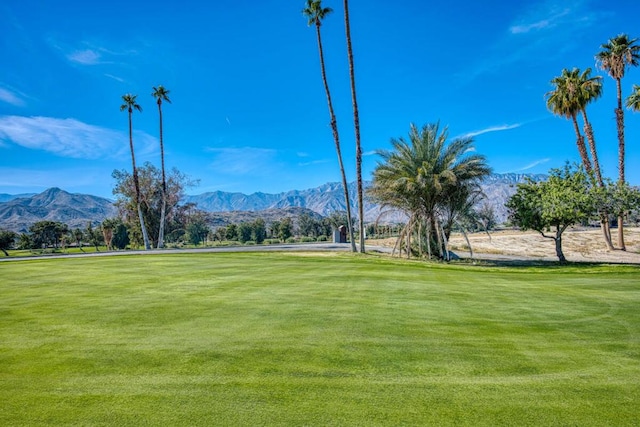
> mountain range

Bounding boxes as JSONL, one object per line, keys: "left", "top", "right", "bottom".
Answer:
{"left": 0, "top": 173, "right": 546, "bottom": 233}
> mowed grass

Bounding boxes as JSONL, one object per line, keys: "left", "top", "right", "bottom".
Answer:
{"left": 1, "top": 252, "right": 639, "bottom": 426}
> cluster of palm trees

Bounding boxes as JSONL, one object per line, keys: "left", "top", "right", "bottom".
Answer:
{"left": 120, "top": 85, "right": 171, "bottom": 250}
{"left": 368, "top": 123, "right": 491, "bottom": 260}
{"left": 302, "top": 0, "right": 364, "bottom": 253}
{"left": 546, "top": 34, "right": 640, "bottom": 251}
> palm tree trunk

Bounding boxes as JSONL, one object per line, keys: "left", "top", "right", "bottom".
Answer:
{"left": 615, "top": 77, "right": 626, "bottom": 250}
{"left": 571, "top": 115, "right": 592, "bottom": 173}
{"left": 581, "top": 109, "right": 614, "bottom": 250}
{"left": 343, "top": 0, "right": 365, "bottom": 254}
{"left": 157, "top": 101, "right": 167, "bottom": 249}
{"left": 128, "top": 110, "right": 151, "bottom": 250}
{"left": 581, "top": 110, "right": 603, "bottom": 185}
{"left": 315, "top": 22, "right": 356, "bottom": 252}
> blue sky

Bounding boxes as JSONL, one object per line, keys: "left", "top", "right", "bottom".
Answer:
{"left": 1, "top": 0, "right": 639, "bottom": 199}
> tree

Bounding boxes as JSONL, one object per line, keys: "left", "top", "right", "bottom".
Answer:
{"left": 546, "top": 68, "right": 614, "bottom": 250}
{"left": 112, "top": 163, "right": 195, "bottom": 248}
{"left": 279, "top": 217, "right": 293, "bottom": 241}
{"left": 546, "top": 69, "right": 592, "bottom": 174}
{"left": 342, "top": 0, "right": 364, "bottom": 253}
{"left": 226, "top": 223, "right": 239, "bottom": 241}
{"left": 72, "top": 228, "right": 85, "bottom": 252}
{"left": 85, "top": 222, "right": 103, "bottom": 251}
{"left": 252, "top": 218, "right": 266, "bottom": 244}
{"left": 238, "top": 222, "right": 253, "bottom": 243}
{"left": 29, "top": 221, "right": 68, "bottom": 249}
{"left": 112, "top": 221, "right": 130, "bottom": 250}
{"left": 596, "top": 33, "right": 640, "bottom": 250}
{"left": 120, "top": 93, "right": 151, "bottom": 250}
{"left": 0, "top": 229, "right": 17, "bottom": 256}
{"left": 186, "top": 212, "right": 209, "bottom": 246}
{"left": 368, "top": 123, "right": 491, "bottom": 260}
{"left": 101, "top": 218, "right": 118, "bottom": 250}
{"left": 152, "top": 85, "right": 172, "bottom": 249}
{"left": 506, "top": 164, "right": 595, "bottom": 263}
{"left": 303, "top": 0, "right": 356, "bottom": 252}
{"left": 627, "top": 84, "right": 640, "bottom": 112}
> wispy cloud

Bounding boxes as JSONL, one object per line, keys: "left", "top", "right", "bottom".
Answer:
{"left": 461, "top": 0, "right": 604, "bottom": 82}
{"left": 0, "top": 115, "right": 157, "bottom": 159}
{"left": 206, "top": 147, "right": 280, "bottom": 176}
{"left": 507, "top": 158, "right": 551, "bottom": 173}
{"left": 0, "top": 86, "right": 27, "bottom": 107}
{"left": 66, "top": 49, "right": 103, "bottom": 65}
{"left": 459, "top": 123, "right": 522, "bottom": 139}
{"left": 47, "top": 37, "right": 137, "bottom": 68}
{"left": 509, "top": 5, "right": 573, "bottom": 34}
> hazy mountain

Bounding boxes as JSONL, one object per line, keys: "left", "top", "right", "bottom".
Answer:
{"left": 185, "top": 174, "right": 546, "bottom": 224}
{"left": 0, "top": 187, "right": 118, "bottom": 232}
{"left": 0, "top": 174, "right": 546, "bottom": 232}
{"left": 0, "top": 193, "right": 35, "bottom": 203}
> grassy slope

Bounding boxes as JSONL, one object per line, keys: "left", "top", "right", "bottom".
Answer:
{"left": 1, "top": 252, "right": 639, "bottom": 426}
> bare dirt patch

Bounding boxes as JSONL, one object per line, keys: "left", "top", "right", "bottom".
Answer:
{"left": 369, "top": 227, "right": 640, "bottom": 264}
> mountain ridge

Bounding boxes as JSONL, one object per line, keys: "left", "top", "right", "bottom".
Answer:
{"left": 0, "top": 173, "right": 546, "bottom": 232}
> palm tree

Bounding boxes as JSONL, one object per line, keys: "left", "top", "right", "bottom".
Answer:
{"left": 546, "top": 68, "right": 613, "bottom": 250}
{"left": 120, "top": 93, "right": 151, "bottom": 250}
{"left": 342, "top": 0, "right": 364, "bottom": 253}
{"left": 573, "top": 68, "right": 605, "bottom": 186}
{"left": 303, "top": 0, "right": 356, "bottom": 252}
{"left": 596, "top": 33, "right": 640, "bottom": 250}
{"left": 368, "top": 123, "right": 491, "bottom": 260}
{"left": 152, "top": 85, "right": 172, "bottom": 249}
{"left": 626, "top": 84, "right": 640, "bottom": 112}
{"left": 546, "top": 70, "right": 592, "bottom": 173}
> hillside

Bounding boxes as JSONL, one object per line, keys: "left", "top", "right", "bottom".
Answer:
{"left": 0, "top": 174, "right": 545, "bottom": 232}
{"left": 0, "top": 188, "right": 117, "bottom": 232}
{"left": 185, "top": 174, "right": 546, "bottom": 223}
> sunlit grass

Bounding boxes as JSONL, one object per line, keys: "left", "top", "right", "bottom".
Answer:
{"left": 1, "top": 252, "right": 639, "bottom": 425}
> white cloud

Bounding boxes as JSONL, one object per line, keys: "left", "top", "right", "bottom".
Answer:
{"left": 509, "top": 5, "right": 573, "bottom": 34}
{"left": 0, "top": 87, "right": 26, "bottom": 107}
{"left": 0, "top": 115, "right": 157, "bottom": 160}
{"left": 67, "top": 49, "right": 102, "bottom": 65}
{"left": 460, "top": 0, "right": 602, "bottom": 82}
{"left": 206, "top": 147, "right": 279, "bottom": 175}
{"left": 458, "top": 124, "right": 522, "bottom": 139}
{"left": 508, "top": 158, "right": 552, "bottom": 173}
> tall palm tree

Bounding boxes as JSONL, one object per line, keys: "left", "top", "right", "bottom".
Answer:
{"left": 120, "top": 93, "right": 151, "bottom": 250}
{"left": 573, "top": 68, "right": 604, "bottom": 186}
{"left": 368, "top": 123, "right": 491, "bottom": 260}
{"left": 152, "top": 85, "right": 172, "bottom": 249}
{"left": 342, "top": 0, "right": 364, "bottom": 253}
{"left": 596, "top": 33, "right": 640, "bottom": 250}
{"left": 545, "top": 70, "right": 592, "bottom": 173}
{"left": 546, "top": 69, "right": 613, "bottom": 250}
{"left": 303, "top": 0, "right": 356, "bottom": 252}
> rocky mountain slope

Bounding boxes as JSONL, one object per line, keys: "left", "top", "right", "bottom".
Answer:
{"left": 0, "top": 188, "right": 117, "bottom": 232}
{"left": 0, "top": 174, "right": 545, "bottom": 232}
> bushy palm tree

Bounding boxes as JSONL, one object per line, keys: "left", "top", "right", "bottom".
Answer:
{"left": 627, "top": 84, "right": 640, "bottom": 112}
{"left": 546, "top": 69, "right": 592, "bottom": 173}
{"left": 573, "top": 68, "right": 604, "bottom": 185}
{"left": 120, "top": 93, "right": 151, "bottom": 250}
{"left": 546, "top": 68, "right": 614, "bottom": 250}
{"left": 303, "top": 0, "right": 356, "bottom": 252}
{"left": 342, "top": 0, "right": 364, "bottom": 253}
{"left": 368, "top": 123, "right": 491, "bottom": 259}
{"left": 596, "top": 33, "right": 640, "bottom": 250}
{"left": 152, "top": 85, "right": 172, "bottom": 249}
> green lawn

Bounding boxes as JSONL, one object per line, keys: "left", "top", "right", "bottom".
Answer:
{"left": 1, "top": 252, "right": 639, "bottom": 426}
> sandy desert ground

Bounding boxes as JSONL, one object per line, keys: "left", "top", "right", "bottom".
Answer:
{"left": 371, "top": 227, "right": 640, "bottom": 264}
